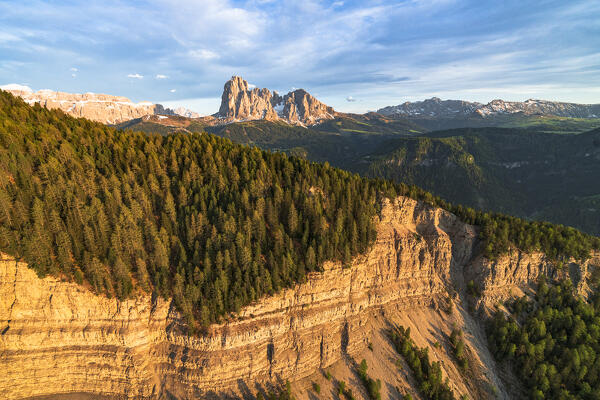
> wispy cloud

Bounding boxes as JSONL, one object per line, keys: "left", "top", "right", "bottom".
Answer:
{"left": 0, "top": 1, "right": 598, "bottom": 113}
{"left": 188, "top": 49, "right": 219, "bottom": 60}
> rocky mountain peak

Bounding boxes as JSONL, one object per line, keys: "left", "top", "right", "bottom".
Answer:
{"left": 216, "top": 76, "right": 335, "bottom": 125}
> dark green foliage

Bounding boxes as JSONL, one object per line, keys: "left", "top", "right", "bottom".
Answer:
{"left": 126, "top": 114, "right": 600, "bottom": 237}
{"left": 338, "top": 380, "right": 346, "bottom": 396}
{"left": 487, "top": 279, "right": 600, "bottom": 399}
{"left": 357, "top": 359, "right": 382, "bottom": 400}
{"left": 367, "top": 127, "right": 600, "bottom": 237}
{"left": 391, "top": 326, "right": 456, "bottom": 400}
{"left": 336, "top": 379, "right": 356, "bottom": 400}
{"left": 449, "top": 328, "right": 469, "bottom": 370}
{"left": 0, "top": 91, "right": 382, "bottom": 329}
{"left": 264, "top": 381, "right": 295, "bottom": 400}
{"left": 312, "top": 382, "right": 320, "bottom": 394}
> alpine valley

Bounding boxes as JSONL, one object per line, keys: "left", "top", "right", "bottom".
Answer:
{"left": 1, "top": 75, "right": 600, "bottom": 400}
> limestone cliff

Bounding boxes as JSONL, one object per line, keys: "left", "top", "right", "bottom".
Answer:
{"left": 0, "top": 196, "right": 596, "bottom": 399}
{"left": 0, "top": 87, "right": 194, "bottom": 124}
{"left": 216, "top": 76, "right": 335, "bottom": 125}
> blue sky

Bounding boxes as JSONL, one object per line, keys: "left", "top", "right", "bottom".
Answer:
{"left": 1, "top": 0, "right": 599, "bottom": 115}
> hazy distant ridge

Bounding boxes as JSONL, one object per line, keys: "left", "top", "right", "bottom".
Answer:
{"left": 378, "top": 97, "right": 600, "bottom": 119}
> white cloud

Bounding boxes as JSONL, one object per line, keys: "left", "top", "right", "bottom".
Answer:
{"left": 2, "top": 0, "right": 599, "bottom": 112}
{"left": 71, "top": 73, "right": 76, "bottom": 78}
{"left": 346, "top": 96, "right": 356, "bottom": 102}
{"left": 247, "top": 83, "right": 256, "bottom": 89}
{"left": 188, "top": 49, "right": 219, "bottom": 60}
{"left": 0, "top": 32, "right": 21, "bottom": 43}
{"left": 0, "top": 83, "right": 33, "bottom": 92}
{"left": 164, "top": 0, "right": 265, "bottom": 45}
{"left": 70, "top": 67, "right": 78, "bottom": 72}
{"left": 170, "top": 89, "right": 176, "bottom": 93}
{"left": 155, "top": 74, "right": 168, "bottom": 79}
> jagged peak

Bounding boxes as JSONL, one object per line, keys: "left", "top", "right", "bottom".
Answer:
{"left": 216, "top": 76, "right": 335, "bottom": 125}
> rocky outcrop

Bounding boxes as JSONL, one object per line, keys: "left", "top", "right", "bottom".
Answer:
{"left": 216, "top": 76, "right": 335, "bottom": 125}
{"left": 467, "top": 249, "right": 600, "bottom": 303}
{"left": 0, "top": 86, "right": 199, "bottom": 124}
{"left": 378, "top": 97, "right": 600, "bottom": 119}
{"left": 0, "top": 196, "right": 596, "bottom": 399}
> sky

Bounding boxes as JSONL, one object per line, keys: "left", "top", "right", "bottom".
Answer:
{"left": 0, "top": 0, "right": 599, "bottom": 115}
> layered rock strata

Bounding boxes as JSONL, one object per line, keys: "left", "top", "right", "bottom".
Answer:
{"left": 0, "top": 196, "right": 596, "bottom": 399}
{"left": 0, "top": 87, "right": 199, "bottom": 124}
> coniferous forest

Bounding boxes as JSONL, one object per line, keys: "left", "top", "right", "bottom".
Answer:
{"left": 488, "top": 278, "right": 600, "bottom": 399}
{"left": 0, "top": 90, "right": 599, "bottom": 330}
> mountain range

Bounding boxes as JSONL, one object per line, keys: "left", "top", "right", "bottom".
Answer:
{"left": 378, "top": 96, "right": 600, "bottom": 119}
{"left": 0, "top": 83, "right": 199, "bottom": 124}
{"left": 5, "top": 77, "right": 600, "bottom": 127}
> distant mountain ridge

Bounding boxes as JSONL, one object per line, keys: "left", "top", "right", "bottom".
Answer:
{"left": 215, "top": 76, "right": 336, "bottom": 125}
{"left": 0, "top": 84, "right": 198, "bottom": 124}
{"left": 378, "top": 97, "right": 600, "bottom": 119}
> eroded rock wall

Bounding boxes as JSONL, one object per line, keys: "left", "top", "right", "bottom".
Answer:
{"left": 0, "top": 196, "right": 595, "bottom": 399}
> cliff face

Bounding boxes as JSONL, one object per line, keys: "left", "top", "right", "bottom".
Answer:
{"left": 216, "top": 76, "right": 335, "bottom": 125}
{"left": 0, "top": 196, "right": 596, "bottom": 399}
{"left": 0, "top": 87, "right": 200, "bottom": 124}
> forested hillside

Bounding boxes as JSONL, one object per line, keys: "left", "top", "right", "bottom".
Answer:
{"left": 120, "top": 115, "right": 600, "bottom": 236}
{"left": 366, "top": 127, "right": 600, "bottom": 235}
{"left": 488, "top": 277, "right": 600, "bottom": 399}
{"left": 0, "top": 90, "right": 598, "bottom": 332}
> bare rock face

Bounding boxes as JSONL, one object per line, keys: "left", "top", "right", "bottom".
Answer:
{"left": 216, "top": 76, "right": 335, "bottom": 125}
{"left": 0, "top": 196, "right": 596, "bottom": 399}
{"left": 0, "top": 87, "right": 186, "bottom": 124}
